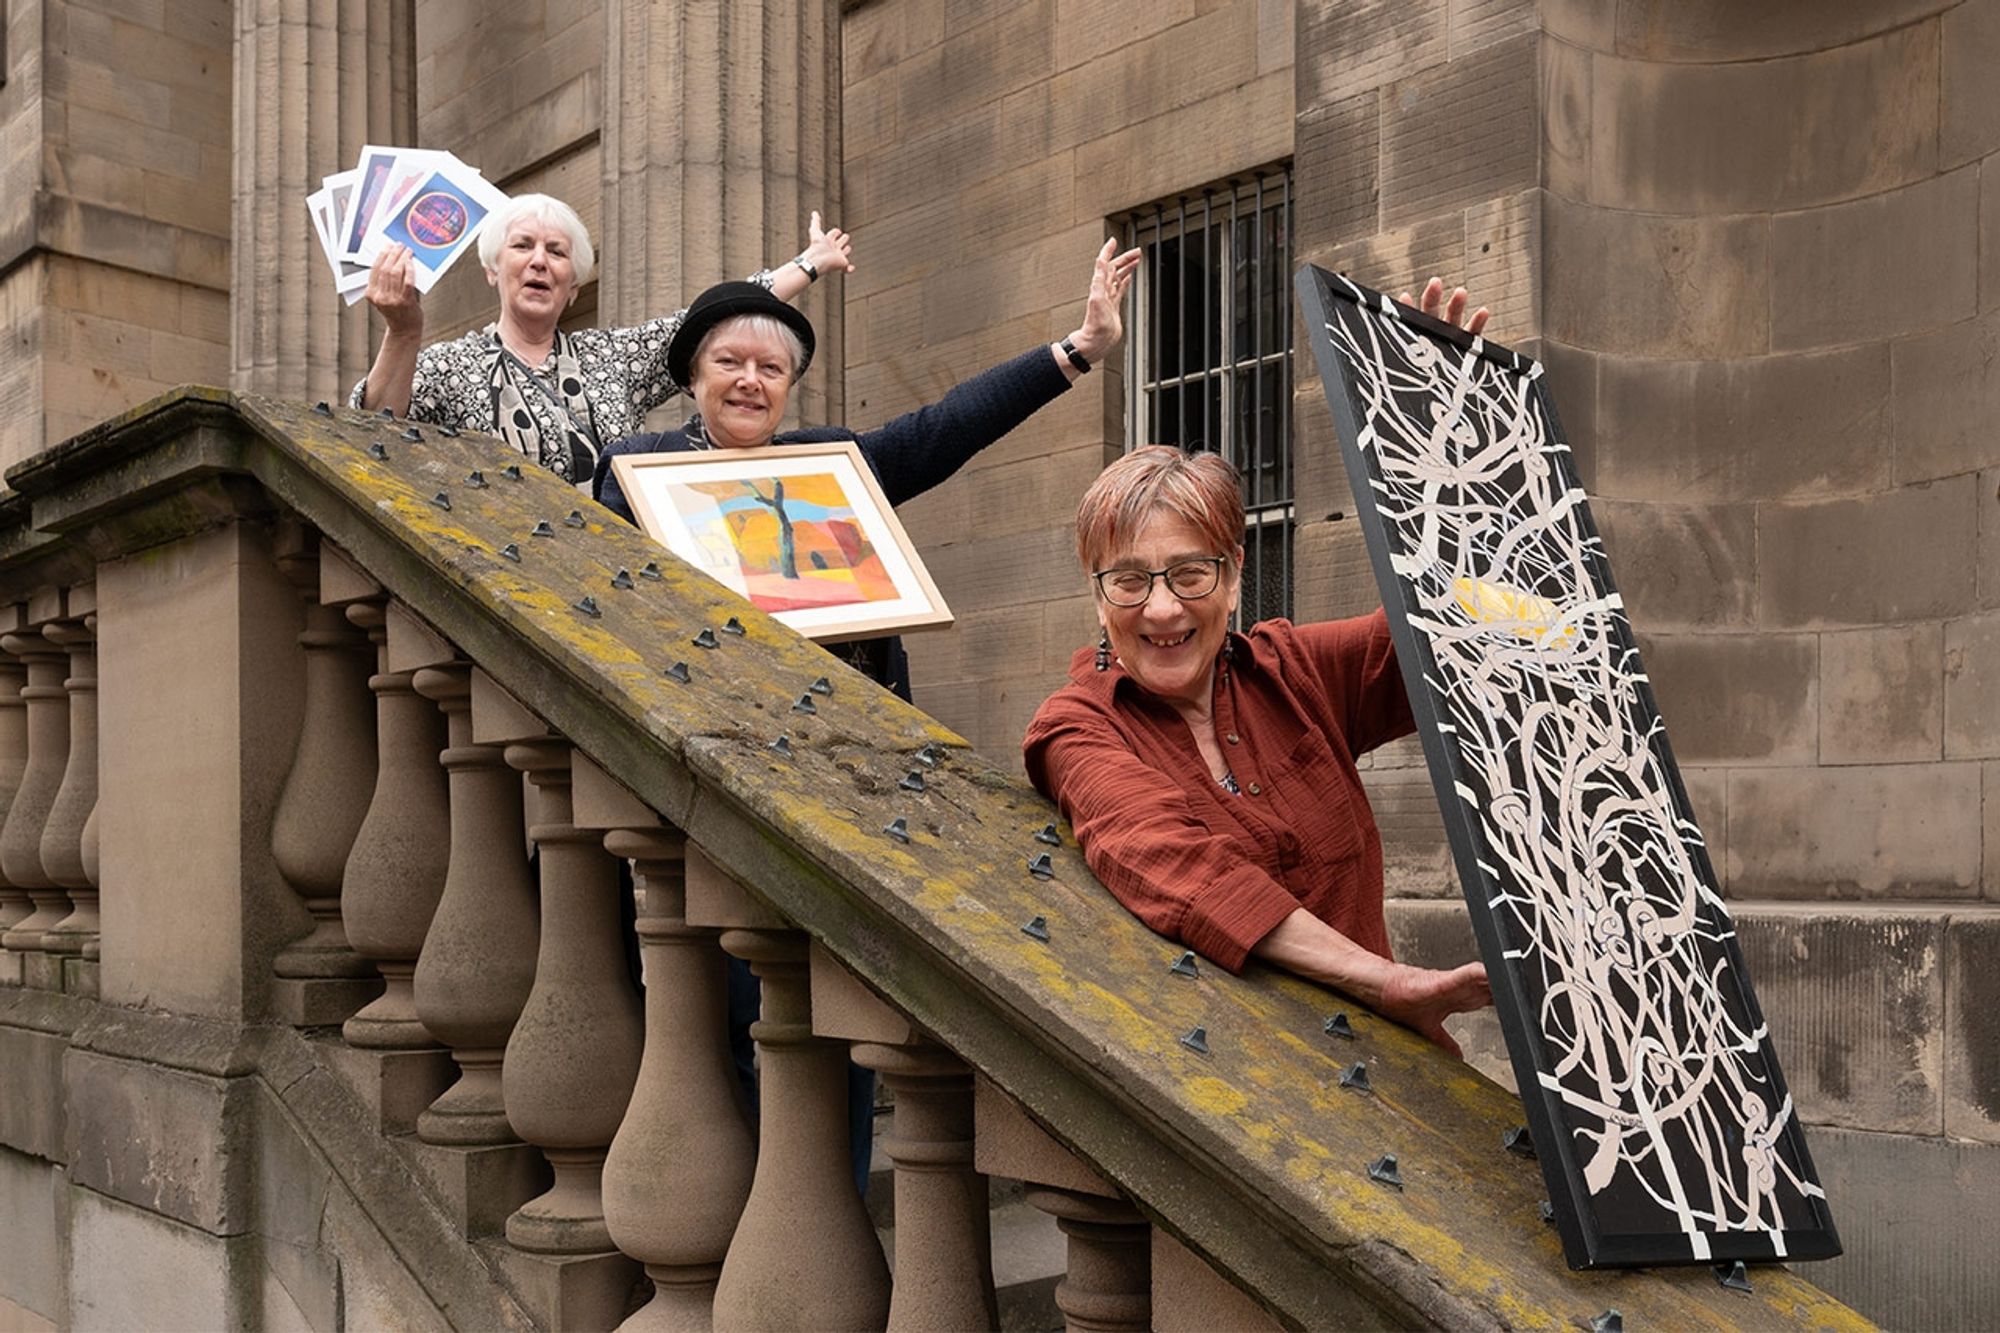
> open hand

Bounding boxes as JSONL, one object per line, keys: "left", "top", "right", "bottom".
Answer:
{"left": 1396, "top": 276, "right": 1490, "bottom": 336}
{"left": 365, "top": 243, "right": 424, "bottom": 338}
{"left": 1067, "top": 238, "right": 1142, "bottom": 364}
{"left": 803, "top": 210, "right": 855, "bottom": 278}
{"left": 1377, "top": 960, "right": 1492, "bottom": 1058}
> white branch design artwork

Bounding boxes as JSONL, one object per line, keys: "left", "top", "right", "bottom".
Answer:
{"left": 1316, "top": 277, "right": 1831, "bottom": 1264}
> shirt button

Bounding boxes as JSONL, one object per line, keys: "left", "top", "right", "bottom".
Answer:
{"left": 1226, "top": 733, "right": 1240, "bottom": 745}
{"left": 1247, "top": 782, "right": 1261, "bottom": 796}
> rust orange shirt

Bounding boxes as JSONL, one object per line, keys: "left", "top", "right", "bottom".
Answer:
{"left": 1023, "top": 612, "right": 1414, "bottom": 973}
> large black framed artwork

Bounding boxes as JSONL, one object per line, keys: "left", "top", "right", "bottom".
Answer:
{"left": 1295, "top": 264, "right": 1841, "bottom": 1270}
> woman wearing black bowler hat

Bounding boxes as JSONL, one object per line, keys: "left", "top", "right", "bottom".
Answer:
{"left": 592, "top": 238, "right": 1139, "bottom": 1197}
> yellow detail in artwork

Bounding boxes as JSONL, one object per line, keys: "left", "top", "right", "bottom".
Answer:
{"left": 1450, "top": 576, "right": 1576, "bottom": 646}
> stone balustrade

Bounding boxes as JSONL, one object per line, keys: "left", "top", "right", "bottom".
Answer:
{"left": 0, "top": 391, "right": 1872, "bottom": 1333}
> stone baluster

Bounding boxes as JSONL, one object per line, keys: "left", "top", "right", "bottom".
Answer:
{"left": 41, "top": 589, "right": 100, "bottom": 969}
{"left": 269, "top": 526, "right": 382, "bottom": 1024}
{"left": 0, "top": 597, "right": 74, "bottom": 985}
{"left": 409, "top": 628, "right": 539, "bottom": 1146}
{"left": 977, "top": 1080, "right": 1152, "bottom": 1333}
{"left": 338, "top": 579, "right": 450, "bottom": 1048}
{"left": 814, "top": 943, "right": 997, "bottom": 1331}
{"left": 0, "top": 629, "right": 31, "bottom": 981}
{"left": 693, "top": 846, "right": 890, "bottom": 1331}
{"left": 574, "top": 757, "right": 754, "bottom": 1330}
{"left": 478, "top": 672, "right": 643, "bottom": 1256}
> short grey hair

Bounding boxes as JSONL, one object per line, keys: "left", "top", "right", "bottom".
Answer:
{"left": 477, "top": 193, "right": 596, "bottom": 287}
{"left": 693, "top": 314, "right": 809, "bottom": 384}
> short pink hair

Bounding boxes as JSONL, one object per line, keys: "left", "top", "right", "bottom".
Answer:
{"left": 1074, "top": 446, "right": 1244, "bottom": 572}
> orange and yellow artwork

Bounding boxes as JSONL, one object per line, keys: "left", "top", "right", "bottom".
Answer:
{"left": 665, "top": 471, "right": 899, "bottom": 613}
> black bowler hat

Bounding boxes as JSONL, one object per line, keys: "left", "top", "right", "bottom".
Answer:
{"left": 667, "top": 281, "right": 817, "bottom": 388}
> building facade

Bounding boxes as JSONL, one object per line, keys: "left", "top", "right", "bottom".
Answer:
{"left": 1, "top": 0, "right": 1996, "bottom": 1325}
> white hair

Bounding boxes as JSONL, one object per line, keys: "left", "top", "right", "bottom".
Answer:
{"left": 694, "top": 314, "right": 809, "bottom": 383}
{"left": 477, "top": 193, "right": 596, "bottom": 286}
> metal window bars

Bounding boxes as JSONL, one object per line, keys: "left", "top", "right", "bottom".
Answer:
{"left": 1121, "top": 168, "right": 1295, "bottom": 626}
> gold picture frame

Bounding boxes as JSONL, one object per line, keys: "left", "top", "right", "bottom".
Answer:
{"left": 610, "top": 440, "right": 954, "bottom": 644}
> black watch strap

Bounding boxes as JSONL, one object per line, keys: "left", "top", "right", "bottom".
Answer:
{"left": 1059, "top": 336, "right": 1092, "bottom": 374}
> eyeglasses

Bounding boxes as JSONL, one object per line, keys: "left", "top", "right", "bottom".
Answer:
{"left": 1092, "top": 556, "right": 1226, "bottom": 608}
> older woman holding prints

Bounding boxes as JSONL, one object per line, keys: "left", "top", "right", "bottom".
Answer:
{"left": 1024, "top": 285, "right": 1494, "bottom": 1054}
{"left": 352, "top": 193, "right": 853, "bottom": 488}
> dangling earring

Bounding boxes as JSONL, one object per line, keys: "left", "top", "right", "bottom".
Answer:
{"left": 1094, "top": 629, "right": 1111, "bottom": 672}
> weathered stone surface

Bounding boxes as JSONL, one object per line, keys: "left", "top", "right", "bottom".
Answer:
{"left": 1640, "top": 631, "right": 1817, "bottom": 765}
{"left": 1287, "top": 518, "right": 1375, "bottom": 624}
{"left": 403, "top": 1141, "right": 552, "bottom": 1240}
{"left": 1944, "top": 912, "right": 2000, "bottom": 1141}
{"left": 1733, "top": 905, "right": 1944, "bottom": 1134}
{"left": 1945, "top": 609, "right": 2000, "bottom": 759}
{"left": 1543, "top": 194, "right": 1769, "bottom": 358}
{"left": 0, "top": 1147, "right": 62, "bottom": 1323}
{"left": 1585, "top": 24, "right": 1937, "bottom": 213}
{"left": 1807, "top": 1126, "right": 2000, "bottom": 1332}
{"left": 1593, "top": 345, "right": 1891, "bottom": 502}
{"left": 1987, "top": 760, "right": 2000, "bottom": 901}
{"left": 1727, "top": 764, "right": 1983, "bottom": 900}
{"left": 1820, "top": 624, "right": 1944, "bottom": 764}
{"left": 1610, "top": 0, "right": 1954, "bottom": 62}
{"left": 1292, "top": 92, "right": 1378, "bottom": 251}
{"left": 1892, "top": 308, "right": 2000, "bottom": 484}
{"left": 1070, "top": 68, "right": 1294, "bottom": 222}
{"left": 1297, "top": 0, "right": 1445, "bottom": 103}
{"left": 1772, "top": 167, "right": 1981, "bottom": 351}
{"left": 319, "top": 1043, "right": 455, "bottom": 1138}
{"left": 1363, "top": 760, "right": 1455, "bottom": 899}
{"left": 249, "top": 1086, "right": 338, "bottom": 1333}
{"left": 1378, "top": 34, "right": 1537, "bottom": 229}
{"left": 476, "top": 1243, "right": 636, "bottom": 1333}
{"left": 1536, "top": 340, "right": 1596, "bottom": 489}
{"left": 1461, "top": 190, "right": 1539, "bottom": 340}
{"left": 0, "top": 1022, "right": 67, "bottom": 1162}
{"left": 67, "top": 1185, "right": 247, "bottom": 1331}
{"left": 1943, "top": 0, "right": 2000, "bottom": 167}
{"left": 63, "top": 1049, "right": 253, "bottom": 1234}
{"left": 1983, "top": 468, "right": 2000, "bottom": 610}
{"left": 1757, "top": 477, "right": 1979, "bottom": 627}
{"left": 1594, "top": 499, "right": 1756, "bottom": 629}
{"left": 1152, "top": 1231, "right": 1282, "bottom": 1333}
{"left": 318, "top": 1187, "right": 457, "bottom": 1333}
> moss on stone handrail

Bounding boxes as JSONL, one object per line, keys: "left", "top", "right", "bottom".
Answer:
{"left": 1, "top": 388, "right": 1874, "bottom": 1331}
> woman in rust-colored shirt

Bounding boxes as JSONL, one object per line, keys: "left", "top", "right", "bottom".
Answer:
{"left": 1024, "top": 443, "right": 1492, "bottom": 1054}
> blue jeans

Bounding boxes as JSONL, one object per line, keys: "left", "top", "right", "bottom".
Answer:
{"left": 727, "top": 955, "right": 876, "bottom": 1199}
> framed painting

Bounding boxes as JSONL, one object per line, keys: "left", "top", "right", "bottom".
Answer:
{"left": 1295, "top": 263, "right": 1841, "bottom": 1271}
{"left": 610, "top": 439, "right": 954, "bottom": 643}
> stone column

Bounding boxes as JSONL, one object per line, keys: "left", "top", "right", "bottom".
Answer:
{"left": 410, "top": 655, "right": 539, "bottom": 1146}
{"left": 339, "top": 595, "right": 450, "bottom": 1049}
{"left": 232, "top": 0, "right": 415, "bottom": 400}
{"left": 39, "top": 594, "right": 99, "bottom": 965}
{"left": 0, "top": 604, "right": 73, "bottom": 976}
{"left": 483, "top": 676, "right": 643, "bottom": 1255}
{"left": 816, "top": 945, "right": 996, "bottom": 1331}
{"left": 599, "top": 0, "right": 844, "bottom": 427}
{"left": 577, "top": 760, "right": 754, "bottom": 1330}
{"left": 269, "top": 526, "right": 382, "bottom": 1024}
{"left": 0, "top": 633, "right": 31, "bottom": 979}
{"left": 697, "top": 849, "right": 890, "bottom": 1331}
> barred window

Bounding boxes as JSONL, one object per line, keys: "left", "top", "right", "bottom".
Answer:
{"left": 1121, "top": 167, "right": 1294, "bottom": 625}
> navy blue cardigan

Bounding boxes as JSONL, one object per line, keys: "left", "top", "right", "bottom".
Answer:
{"left": 592, "top": 344, "right": 1073, "bottom": 700}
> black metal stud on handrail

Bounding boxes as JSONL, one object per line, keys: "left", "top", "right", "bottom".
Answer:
{"left": 1538, "top": 1200, "right": 1555, "bottom": 1224}
{"left": 882, "top": 816, "right": 910, "bottom": 844}
{"left": 721, "top": 616, "right": 747, "bottom": 635}
{"left": 531, "top": 520, "right": 556, "bottom": 537}
{"left": 809, "top": 676, "right": 833, "bottom": 696}
{"left": 692, "top": 627, "right": 720, "bottom": 649}
{"left": 1339, "top": 1062, "right": 1372, "bottom": 1093}
{"left": 439, "top": 425, "right": 460, "bottom": 438}
{"left": 1020, "top": 915, "right": 1050, "bottom": 941}
{"left": 367, "top": 442, "right": 389, "bottom": 461}
{"left": 1034, "top": 823, "right": 1061, "bottom": 846}
{"left": 503, "top": 464, "right": 524, "bottom": 482}
{"left": 1323, "top": 1012, "right": 1356, "bottom": 1039}
{"left": 1502, "top": 1126, "right": 1535, "bottom": 1159}
{"left": 564, "top": 510, "right": 586, "bottom": 528}
{"left": 914, "top": 742, "right": 946, "bottom": 768}
{"left": 769, "top": 734, "right": 793, "bottom": 757}
{"left": 898, "top": 770, "right": 925, "bottom": 793}
{"left": 574, "top": 596, "right": 602, "bottom": 618}
{"left": 664, "top": 661, "right": 691, "bottom": 684}
{"left": 499, "top": 543, "right": 521, "bottom": 562}
{"left": 467, "top": 470, "right": 489, "bottom": 488}
{"left": 402, "top": 426, "right": 423, "bottom": 442}
{"left": 640, "top": 562, "right": 663, "bottom": 580}
{"left": 312, "top": 401, "right": 333, "bottom": 416}
{"left": 793, "top": 694, "right": 818, "bottom": 715}
{"left": 1179, "top": 1027, "right": 1210, "bottom": 1055}
{"left": 1714, "top": 1262, "right": 1752, "bottom": 1294}
{"left": 1026, "top": 852, "right": 1053, "bottom": 879}
{"left": 1588, "top": 1311, "right": 1623, "bottom": 1333}
{"left": 1169, "top": 951, "right": 1199, "bottom": 979}
{"left": 611, "top": 569, "right": 635, "bottom": 590}
{"left": 379, "top": 406, "right": 396, "bottom": 420}
{"left": 1367, "top": 1154, "right": 1403, "bottom": 1190}
{"left": 430, "top": 491, "right": 452, "bottom": 511}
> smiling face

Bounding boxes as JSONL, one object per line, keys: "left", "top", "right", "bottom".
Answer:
{"left": 1096, "top": 507, "right": 1242, "bottom": 711}
{"left": 690, "top": 318, "right": 797, "bottom": 449}
{"left": 486, "top": 217, "right": 579, "bottom": 331}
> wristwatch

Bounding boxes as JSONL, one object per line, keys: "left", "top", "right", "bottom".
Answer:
{"left": 1059, "top": 336, "right": 1092, "bottom": 374}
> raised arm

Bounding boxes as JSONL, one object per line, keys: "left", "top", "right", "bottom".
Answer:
{"left": 768, "top": 210, "right": 855, "bottom": 302}
{"left": 356, "top": 243, "right": 425, "bottom": 416}
{"left": 1049, "top": 238, "right": 1139, "bottom": 381}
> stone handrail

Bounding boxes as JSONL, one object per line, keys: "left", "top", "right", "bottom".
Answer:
{"left": 0, "top": 387, "right": 1870, "bottom": 1331}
